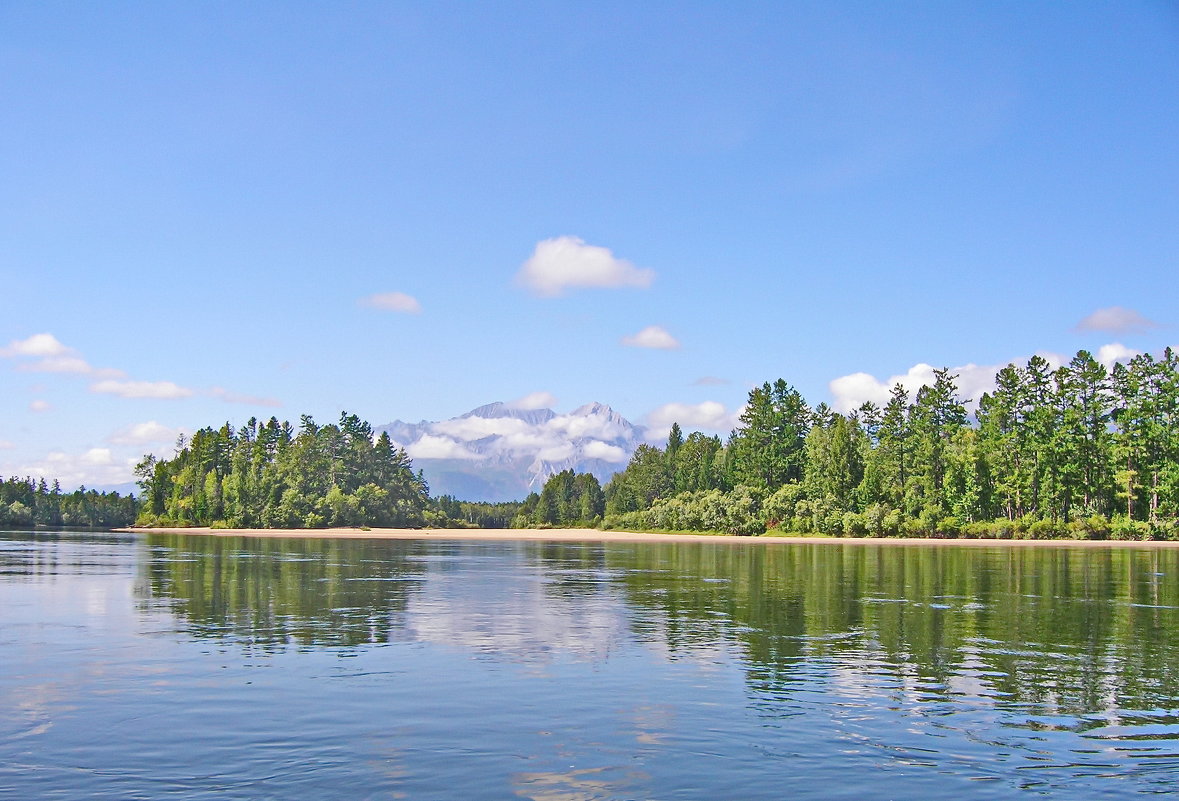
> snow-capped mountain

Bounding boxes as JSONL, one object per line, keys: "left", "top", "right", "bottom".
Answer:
{"left": 376, "top": 401, "right": 642, "bottom": 502}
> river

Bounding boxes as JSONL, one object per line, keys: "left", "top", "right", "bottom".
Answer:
{"left": 1, "top": 530, "right": 1176, "bottom": 799}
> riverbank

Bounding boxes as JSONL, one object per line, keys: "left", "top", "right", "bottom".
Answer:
{"left": 118, "top": 526, "right": 1179, "bottom": 547}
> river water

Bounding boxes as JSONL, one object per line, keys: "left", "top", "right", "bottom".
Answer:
{"left": 1, "top": 530, "right": 1177, "bottom": 799}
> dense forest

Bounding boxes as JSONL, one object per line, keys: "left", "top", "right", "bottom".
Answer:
{"left": 134, "top": 413, "right": 531, "bottom": 529}
{"left": 135, "top": 413, "right": 445, "bottom": 528}
{"left": 526, "top": 348, "right": 1178, "bottom": 540}
{"left": 0, "top": 477, "right": 138, "bottom": 528}
{"left": 133, "top": 348, "right": 1179, "bottom": 539}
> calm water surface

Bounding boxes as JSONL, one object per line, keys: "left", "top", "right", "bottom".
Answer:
{"left": 1, "top": 531, "right": 1177, "bottom": 799}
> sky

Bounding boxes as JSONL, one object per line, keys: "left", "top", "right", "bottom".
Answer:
{"left": 2, "top": 2, "right": 1177, "bottom": 491}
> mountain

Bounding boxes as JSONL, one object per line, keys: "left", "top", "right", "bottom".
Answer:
{"left": 376, "top": 401, "right": 643, "bottom": 502}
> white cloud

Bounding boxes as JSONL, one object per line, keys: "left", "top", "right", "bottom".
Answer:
{"left": 1076, "top": 306, "right": 1158, "bottom": 334}
{"left": 582, "top": 440, "right": 628, "bottom": 463}
{"left": 406, "top": 434, "right": 480, "bottom": 460}
{"left": 828, "top": 372, "right": 893, "bottom": 411}
{"left": 517, "top": 236, "right": 654, "bottom": 297}
{"left": 0, "top": 439, "right": 15, "bottom": 450}
{"left": 19, "top": 448, "right": 138, "bottom": 488}
{"left": 0, "top": 333, "right": 72, "bottom": 358}
{"left": 621, "top": 325, "right": 680, "bottom": 350}
{"left": 508, "top": 391, "right": 558, "bottom": 410}
{"left": 90, "top": 379, "right": 195, "bottom": 399}
{"left": 361, "top": 292, "right": 422, "bottom": 314}
{"left": 547, "top": 410, "right": 631, "bottom": 441}
{"left": 645, "top": 401, "right": 736, "bottom": 439}
{"left": 107, "top": 421, "right": 189, "bottom": 446}
{"left": 29, "top": 399, "right": 51, "bottom": 413}
{"left": 433, "top": 416, "right": 532, "bottom": 442}
{"left": 693, "top": 376, "right": 729, "bottom": 386}
{"left": 1096, "top": 343, "right": 1140, "bottom": 369}
{"left": 829, "top": 362, "right": 1002, "bottom": 414}
{"left": 210, "top": 387, "right": 282, "bottom": 407}
{"left": 827, "top": 346, "right": 1137, "bottom": 414}
{"left": 536, "top": 443, "right": 576, "bottom": 462}
{"left": 17, "top": 356, "right": 126, "bottom": 378}
{"left": 1, "top": 333, "right": 128, "bottom": 378}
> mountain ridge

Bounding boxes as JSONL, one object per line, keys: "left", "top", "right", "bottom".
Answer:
{"left": 375, "top": 400, "right": 642, "bottom": 501}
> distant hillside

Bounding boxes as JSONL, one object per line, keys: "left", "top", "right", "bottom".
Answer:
{"left": 376, "top": 401, "right": 642, "bottom": 501}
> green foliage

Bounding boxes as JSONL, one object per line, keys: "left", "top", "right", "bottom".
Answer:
{"left": 603, "top": 352, "right": 1179, "bottom": 539}
{"left": 0, "top": 476, "right": 138, "bottom": 529}
{"left": 136, "top": 412, "right": 432, "bottom": 529}
{"left": 518, "top": 470, "right": 604, "bottom": 528}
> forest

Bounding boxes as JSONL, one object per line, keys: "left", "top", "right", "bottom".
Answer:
{"left": 134, "top": 413, "right": 442, "bottom": 528}
{"left": 54, "top": 346, "right": 1179, "bottom": 540}
{"left": 133, "top": 413, "right": 530, "bottom": 529}
{"left": 525, "top": 348, "right": 1179, "bottom": 540}
{"left": 0, "top": 477, "right": 138, "bottom": 528}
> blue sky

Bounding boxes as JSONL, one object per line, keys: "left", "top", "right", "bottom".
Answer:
{"left": 2, "top": 2, "right": 1177, "bottom": 490}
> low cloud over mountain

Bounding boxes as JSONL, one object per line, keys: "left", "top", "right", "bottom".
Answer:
{"left": 377, "top": 401, "right": 642, "bottom": 502}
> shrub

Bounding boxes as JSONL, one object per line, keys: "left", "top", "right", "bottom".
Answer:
{"left": 1111, "top": 516, "right": 1151, "bottom": 541}
{"left": 962, "top": 521, "right": 997, "bottom": 539}
{"left": 936, "top": 516, "right": 963, "bottom": 539}
{"left": 842, "top": 511, "right": 869, "bottom": 538}
{"left": 1026, "top": 519, "right": 1065, "bottom": 540}
{"left": 722, "top": 486, "right": 765, "bottom": 536}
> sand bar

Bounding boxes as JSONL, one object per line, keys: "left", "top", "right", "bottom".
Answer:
{"left": 117, "top": 526, "right": 1179, "bottom": 548}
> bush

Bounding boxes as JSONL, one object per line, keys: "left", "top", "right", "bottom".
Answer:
{"left": 1069, "top": 515, "right": 1110, "bottom": 540}
{"left": 1111, "top": 516, "right": 1151, "bottom": 541}
{"left": 1026, "top": 519, "right": 1066, "bottom": 540}
{"left": 962, "top": 521, "right": 997, "bottom": 539}
{"left": 842, "top": 511, "right": 869, "bottom": 538}
{"left": 720, "top": 486, "right": 765, "bottom": 536}
{"left": 763, "top": 484, "right": 805, "bottom": 529}
{"left": 1151, "top": 521, "right": 1179, "bottom": 541}
{"left": 936, "top": 516, "right": 963, "bottom": 539}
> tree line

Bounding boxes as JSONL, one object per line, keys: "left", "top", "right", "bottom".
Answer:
{"left": 597, "top": 349, "right": 1179, "bottom": 539}
{"left": 0, "top": 476, "right": 138, "bottom": 529}
{"left": 135, "top": 413, "right": 443, "bottom": 528}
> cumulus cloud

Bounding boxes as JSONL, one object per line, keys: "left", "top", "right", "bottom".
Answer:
{"left": 508, "top": 391, "right": 558, "bottom": 410}
{"left": 1096, "top": 343, "right": 1140, "bottom": 368}
{"left": 90, "top": 379, "right": 195, "bottom": 399}
{"left": 582, "top": 440, "right": 628, "bottom": 463}
{"left": 536, "top": 443, "right": 576, "bottom": 462}
{"left": 547, "top": 407, "right": 632, "bottom": 441}
{"left": 0, "top": 333, "right": 72, "bottom": 358}
{"left": 1, "top": 333, "right": 125, "bottom": 378}
{"left": 0, "top": 440, "right": 13, "bottom": 449}
{"left": 406, "top": 434, "right": 480, "bottom": 460}
{"left": 1076, "top": 306, "right": 1158, "bottom": 335}
{"left": 29, "top": 399, "right": 51, "bottom": 413}
{"left": 517, "top": 236, "right": 654, "bottom": 297}
{"left": 19, "top": 448, "right": 138, "bottom": 488}
{"left": 361, "top": 292, "right": 422, "bottom": 314}
{"left": 621, "top": 325, "right": 680, "bottom": 350}
{"left": 829, "top": 362, "right": 1012, "bottom": 414}
{"left": 827, "top": 345, "right": 1144, "bottom": 414}
{"left": 210, "top": 387, "right": 283, "bottom": 407}
{"left": 107, "top": 421, "right": 189, "bottom": 446}
{"left": 645, "top": 401, "right": 737, "bottom": 439}
{"left": 433, "top": 416, "right": 533, "bottom": 441}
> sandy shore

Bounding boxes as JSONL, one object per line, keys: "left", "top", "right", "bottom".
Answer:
{"left": 116, "top": 526, "right": 1179, "bottom": 548}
